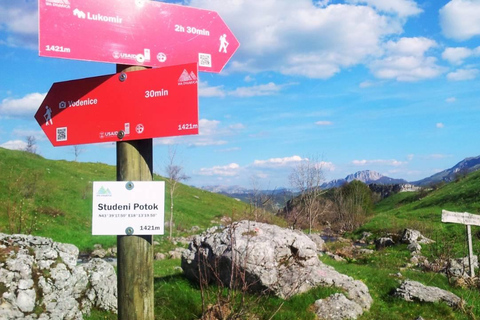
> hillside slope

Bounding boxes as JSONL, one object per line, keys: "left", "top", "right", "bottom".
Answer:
{"left": 361, "top": 168, "right": 480, "bottom": 246}
{"left": 0, "top": 147, "right": 248, "bottom": 250}
{"left": 413, "top": 155, "right": 480, "bottom": 186}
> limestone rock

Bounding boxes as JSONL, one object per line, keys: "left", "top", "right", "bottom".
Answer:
{"left": 308, "top": 233, "right": 325, "bottom": 252}
{"left": 82, "top": 258, "right": 117, "bottom": 312}
{"left": 155, "top": 252, "right": 166, "bottom": 260}
{"left": 182, "top": 220, "right": 372, "bottom": 318}
{"left": 374, "top": 237, "right": 394, "bottom": 250}
{"left": 91, "top": 248, "right": 107, "bottom": 258}
{"left": 169, "top": 247, "right": 186, "bottom": 260}
{"left": 447, "top": 256, "right": 478, "bottom": 277}
{"left": 393, "top": 280, "right": 462, "bottom": 308}
{"left": 401, "top": 229, "right": 434, "bottom": 245}
{"left": 0, "top": 233, "right": 117, "bottom": 319}
{"left": 407, "top": 242, "right": 422, "bottom": 253}
{"left": 314, "top": 293, "right": 364, "bottom": 320}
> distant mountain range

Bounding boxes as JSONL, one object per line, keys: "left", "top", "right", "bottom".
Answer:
{"left": 201, "top": 186, "right": 293, "bottom": 197}
{"left": 321, "top": 155, "right": 480, "bottom": 188}
{"left": 320, "top": 170, "right": 408, "bottom": 189}
{"left": 201, "top": 185, "right": 255, "bottom": 195}
{"left": 201, "top": 155, "right": 480, "bottom": 195}
{"left": 412, "top": 155, "right": 480, "bottom": 186}
{"left": 200, "top": 186, "right": 295, "bottom": 209}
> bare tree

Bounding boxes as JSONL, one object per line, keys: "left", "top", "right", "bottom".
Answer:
{"left": 72, "top": 145, "right": 86, "bottom": 161}
{"left": 24, "top": 136, "right": 37, "bottom": 154}
{"left": 333, "top": 180, "right": 373, "bottom": 231}
{"left": 288, "top": 156, "right": 324, "bottom": 234}
{"left": 165, "top": 146, "right": 189, "bottom": 240}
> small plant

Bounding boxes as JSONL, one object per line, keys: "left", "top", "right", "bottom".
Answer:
{"left": 37, "top": 207, "right": 66, "bottom": 218}
{"left": 193, "top": 224, "right": 302, "bottom": 320}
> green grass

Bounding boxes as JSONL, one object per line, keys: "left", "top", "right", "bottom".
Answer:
{"left": 321, "top": 247, "right": 480, "bottom": 320}
{"left": 358, "top": 170, "right": 480, "bottom": 252}
{"left": 4, "top": 147, "right": 480, "bottom": 319}
{"left": 0, "top": 147, "right": 249, "bottom": 251}
{"left": 151, "top": 269, "right": 341, "bottom": 320}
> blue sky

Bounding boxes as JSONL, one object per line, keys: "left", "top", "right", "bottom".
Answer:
{"left": 1, "top": 0, "right": 480, "bottom": 190}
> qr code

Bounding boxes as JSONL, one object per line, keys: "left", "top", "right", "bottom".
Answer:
{"left": 198, "top": 53, "right": 212, "bottom": 67}
{"left": 56, "top": 127, "right": 67, "bottom": 142}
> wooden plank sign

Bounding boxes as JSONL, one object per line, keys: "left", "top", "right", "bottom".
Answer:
{"left": 441, "top": 209, "right": 479, "bottom": 277}
{"left": 442, "top": 210, "right": 480, "bottom": 226}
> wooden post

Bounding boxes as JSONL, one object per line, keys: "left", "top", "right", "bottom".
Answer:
{"left": 466, "top": 225, "right": 475, "bottom": 277}
{"left": 116, "top": 64, "right": 154, "bottom": 319}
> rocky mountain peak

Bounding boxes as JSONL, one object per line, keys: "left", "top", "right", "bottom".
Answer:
{"left": 345, "top": 170, "right": 384, "bottom": 183}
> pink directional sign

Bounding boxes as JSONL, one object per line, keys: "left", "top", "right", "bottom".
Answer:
{"left": 39, "top": 0, "right": 239, "bottom": 73}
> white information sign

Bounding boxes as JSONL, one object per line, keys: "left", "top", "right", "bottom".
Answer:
{"left": 92, "top": 181, "right": 165, "bottom": 235}
{"left": 442, "top": 210, "right": 480, "bottom": 227}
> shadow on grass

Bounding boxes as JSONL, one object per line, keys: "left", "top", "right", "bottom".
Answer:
{"left": 154, "top": 274, "right": 203, "bottom": 320}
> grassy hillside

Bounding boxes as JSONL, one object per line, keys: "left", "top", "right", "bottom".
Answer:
{"left": 357, "top": 170, "right": 480, "bottom": 254}
{"left": 3, "top": 147, "right": 480, "bottom": 319}
{"left": 0, "top": 147, "right": 249, "bottom": 251}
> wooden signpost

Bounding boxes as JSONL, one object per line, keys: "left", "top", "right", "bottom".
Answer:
{"left": 115, "top": 64, "right": 155, "bottom": 316}
{"left": 441, "top": 209, "right": 480, "bottom": 277}
{"left": 36, "top": 1, "right": 239, "bottom": 319}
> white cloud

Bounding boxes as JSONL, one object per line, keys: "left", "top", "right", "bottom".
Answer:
{"left": 359, "top": 81, "right": 374, "bottom": 88}
{"left": 229, "top": 82, "right": 284, "bottom": 97}
{"left": 436, "top": 123, "right": 445, "bottom": 128}
{"left": 446, "top": 97, "right": 456, "bottom": 103}
{"left": 317, "top": 161, "right": 336, "bottom": 172}
{"left": 315, "top": 121, "right": 333, "bottom": 126}
{"left": 154, "top": 118, "right": 242, "bottom": 147}
{"left": 0, "top": 1, "right": 38, "bottom": 48}
{"left": 442, "top": 47, "right": 477, "bottom": 65}
{"left": 217, "top": 147, "right": 241, "bottom": 153}
{"left": 187, "top": 0, "right": 401, "bottom": 79}
{"left": 188, "top": 119, "right": 229, "bottom": 146}
{"left": 200, "top": 80, "right": 290, "bottom": 98}
{"left": 440, "top": 0, "right": 480, "bottom": 41}
{"left": 352, "top": 159, "right": 406, "bottom": 166}
{"left": 0, "top": 93, "right": 46, "bottom": 118}
{"left": 253, "top": 155, "right": 306, "bottom": 168}
{"left": 252, "top": 156, "right": 335, "bottom": 172}
{"left": 369, "top": 37, "right": 443, "bottom": 81}
{"left": 383, "top": 37, "right": 436, "bottom": 57}
{"left": 198, "top": 163, "right": 241, "bottom": 176}
{"left": 424, "top": 153, "right": 451, "bottom": 159}
{"left": 447, "top": 68, "right": 479, "bottom": 81}
{"left": 12, "top": 128, "right": 46, "bottom": 141}
{"left": 0, "top": 140, "right": 27, "bottom": 150}
{"left": 228, "top": 123, "right": 245, "bottom": 130}
{"left": 346, "top": 0, "right": 422, "bottom": 17}
{"left": 199, "top": 81, "right": 226, "bottom": 98}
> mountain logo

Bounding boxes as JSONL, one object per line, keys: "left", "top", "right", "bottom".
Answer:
{"left": 96, "top": 186, "right": 112, "bottom": 197}
{"left": 73, "top": 8, "right": 86, "bottom": 19}
{"left": 72, "top": 8, "right": 122, "bottom": 24}
{"left": 178, "top": 69, "right": 197, "bottom": 85}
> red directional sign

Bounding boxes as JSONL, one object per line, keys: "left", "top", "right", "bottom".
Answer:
{"left": 35, "top": 63, "right": 198, "bottom": 146}
{"left": 39, "top": 0, "right": 239, "bottom": 73}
